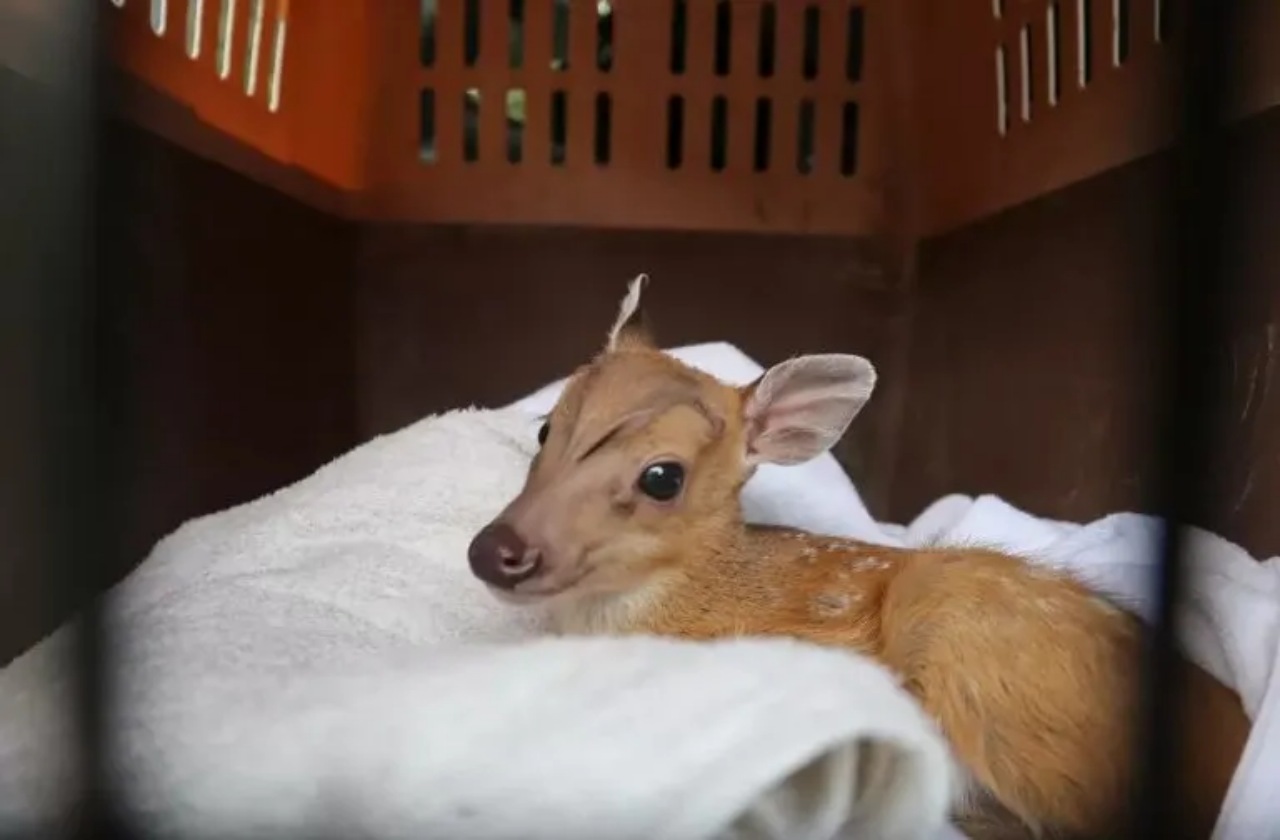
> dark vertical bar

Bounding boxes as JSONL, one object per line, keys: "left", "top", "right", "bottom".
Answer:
{"left": 421, "top": 0, "right": 438, "bottom": 66}
{"left": 665, "top": 95, "right": 685, "bottom": 169}
{"left": 1115, "top": 0, "right": 1131, "bottom": 65}
{"left": 801, "top": 5, "right": 820, "bottom": 80}
{"left": 758, "top": 2, "right": 776, "bottom": 77}
{"left": 596, "top": 1, "right": 614, "bottom": 72}
{"left": 594, "top": 92, "right": 612, "bottom": 165}
{"left": 845, "top": 5, "right": 864, "bottom": 82}
{"left": 420, "top": 88, "right": 438, "bottom": 162}
{"left": 463, "top": 91, "right": 481, "bottom": 161}
{"left": 1135, "top": 1, "right": 1238, "bottom": 839}
{"left": 552, "top": 0, "right": 570, "bottom": 70}
{"left": 508, "top": 0, "right": 525, "bottom": 68}
{"left": 87, "top": 39, "right": 136, "bottom": 840}
{"left": 752, "top": 97, "right": 772, "bottom": 172}
{"left": 796, "top": 99, "right": 815, "bottom": 174}
{"left": 670, "top": 0, "right": 687, "bottom": 74}
{"left": 1047, "top": 1, "right": 1061, "bottom": 105}
{"left": 1079, "top": 0, "right": 1093, "bottom": 86}
{"left": 839, "top": 101, "right": 859, "bottom": 176}
{"left": 4, "top": 3, "right": 135, "bottom": 838}
{"left": 710, "top": 96, "right": 727, "bottom": 171}
{"left": 464, "top": 0, "right": 481, "bottom": 66}
{"left": 550, "top": 89, "right": 567, "bottom": 165}
{"left": 713, "top": 0, "right": 731, "bottom": 76}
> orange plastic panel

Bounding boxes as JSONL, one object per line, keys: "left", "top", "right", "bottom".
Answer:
{"left": 914, "top": 0, "right": 1280, "bottom": 237}
{"left": 361, "top": 0, "right": 884, "bottom": 234}
{"left": 100, "top": 0, "right": 1280, "bottom": 234}
{"left": 105, "top": 0, "right": 375, "bottom": 193}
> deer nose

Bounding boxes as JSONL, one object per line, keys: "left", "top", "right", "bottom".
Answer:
{"left": 468, "top": 521, "right": 543, "bottom": 588}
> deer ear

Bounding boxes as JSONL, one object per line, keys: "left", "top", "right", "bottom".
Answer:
{"left": 740, "top": 354, "right": 877, "bottom": 466}
{"left": 605, "top": 274, "right": 654, "bottom": 352}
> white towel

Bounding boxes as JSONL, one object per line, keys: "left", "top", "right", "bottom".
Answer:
{"left": 0, "top": 398, "right": 955, "bottom": 840}
{"left": 513, "top": 342, "right": 1280, "bottom": 840}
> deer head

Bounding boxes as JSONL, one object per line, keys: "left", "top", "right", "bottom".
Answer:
{"left": 467, "top": 274, "right": 878, "bottom": 608}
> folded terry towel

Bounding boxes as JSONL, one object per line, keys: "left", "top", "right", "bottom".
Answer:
{"left": 0, "top": 398, "right": 955, "bottom": 840}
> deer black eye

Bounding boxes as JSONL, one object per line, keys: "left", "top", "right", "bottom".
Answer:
{"left": 637, "top": 462, "right": 685, "bottom": 501}
{"left": 537, "top": 420, "right": 550, "bottom": 446}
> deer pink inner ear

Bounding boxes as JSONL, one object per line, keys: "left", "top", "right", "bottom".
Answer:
{"left": 740, "top": 355, "right": 876, "bottom": 466}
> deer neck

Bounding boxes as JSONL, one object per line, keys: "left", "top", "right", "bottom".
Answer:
{"left": 549, "top": 516, "right": 892, "bottom": 652}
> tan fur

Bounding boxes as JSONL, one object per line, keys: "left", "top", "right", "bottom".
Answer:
{"left": 472, "top": 282, "right": 1249, "bottom": 840}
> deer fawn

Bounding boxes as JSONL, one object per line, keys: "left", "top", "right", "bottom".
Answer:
{"left": 467, "top": 276, "right": 1248, "bottom": 839}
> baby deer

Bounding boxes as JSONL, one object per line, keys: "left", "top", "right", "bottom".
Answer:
{"left": 468, "top": 276, "right": 1248, "bottom": 839}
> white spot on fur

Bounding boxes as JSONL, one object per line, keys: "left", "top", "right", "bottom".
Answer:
{"left": 811, "top": 592, "right": 853, "bottom": 618}
{"left": 847, "top": 556, "right": 888, "bottom": 573}
{"left": 825, "top": 540, "right": 866, "bottom": 552}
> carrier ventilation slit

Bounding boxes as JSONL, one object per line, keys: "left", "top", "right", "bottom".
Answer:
{"left": 508, "top": 0, "right": 524, "bottom": 69}
{"left": 551, "top": 90, "right": 568, "bottom": 165}
{"left": 802, "top": 5, "right": 820, "bottom": 81}
{"left": 670, "top": 0, "right": 687, "bottom": 74}
{"left": 1019, "top": 24, "right": 1033, "bottom": 123}
{"left": 186, "top": 0, "right": 204, "bottom": 58}
{"left": 753, "top": 98, "right": 772, "bottom": 172}
{"left": 714, "top": 1, "right": 732, "bottom": 76}
{"left": 243, "top": 0, "right": 264, "bottom": 96}
{"left": 758, "top": 2, "right": 776, "bottom": 77}
{"left": 553, "top": 0, "right": 570, "bottom": 70}
{"left": 420, "top": 88, "right": 438, "bottom": 163}
{"left": 597, "top": 1, "right": 614, "bottom": 72}
{"left": 421, "top": 0, "right": 437, "bottom": 66}
{"left": 151, "top": 0, "right": 167, "bottom": 35}
{"left": 1047, "top": 2, "right": 1061, "bottom": 106}
{"left": 1113, "top": 0, "right": 1130, "bottom": 66}
{"left": 507, "top": 88, "right": 526, "bottom": 164}
{"left": 846, "top": 6, "right": 864, "bottom": 82}
{"left": 595, "top": 92, "right": 613, "bottom": 165}
{"left": 463, "top": 90, "right": 481, "bottom": 162}
{"left": 216, "top": 0, "right": 237, "bottom": 79}
{"left": 666, "top": 96, "right": 685, "bottom": 169}
{"left": 1078, "top": 0, "right": 1092, "bottom": 88}
{"left": 996, "top": 43, "right": 1009, "bottom": 136}
{"left": 840, "top": 102, "right": 859, "bottom": 176}
{"left": 464, "top": 0, "right": 480, "bottom": 67}
{"left": 266, "top": 4, "right": 287, "bottom": 112}
{"left": 797, "top": 99, "right": 815, "bottom": 175}
{"left": 711, "top": 96, "right": 728, "bottom": 171}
